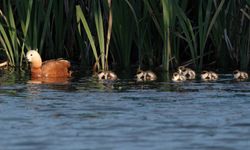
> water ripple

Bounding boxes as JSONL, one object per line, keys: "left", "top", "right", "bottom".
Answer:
{"left": 0, "top": 73, "right": 250, "bottom": 150}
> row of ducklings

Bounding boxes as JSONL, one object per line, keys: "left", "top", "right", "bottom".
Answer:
{"left": 97, "top": 66, "right": 248, "bottom": 82}
{"left": 25, "top": 50, "right": 248, "bottom": 82}
{"left": 96, "top": 70, "right": 157, "bottom": 81}
{"left": 172, "top": 66, "right": 248, "bottom": 82}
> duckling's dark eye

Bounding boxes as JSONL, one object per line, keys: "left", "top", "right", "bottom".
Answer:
{"left": 30, "top": 54, "right": 33, "bottom": 56}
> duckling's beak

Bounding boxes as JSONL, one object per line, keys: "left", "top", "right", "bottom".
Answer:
{"left": 25, "top": 54, "right": 31, "bottom": 62}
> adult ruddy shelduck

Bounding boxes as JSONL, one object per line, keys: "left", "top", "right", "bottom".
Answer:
{"left": 26, "top": 50, "right": 71, "bottom": 78}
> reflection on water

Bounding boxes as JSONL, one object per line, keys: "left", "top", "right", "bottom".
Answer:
{"left": 0, "top": 70, "right": 250, "bottom": 150}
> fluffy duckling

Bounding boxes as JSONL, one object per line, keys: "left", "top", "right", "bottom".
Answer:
{"left": 136, "top": 70, "right": 157, "bottom": 81}
{"left": 97, "top": 70, "right": 117, "bottom": 81}
{"left": 26, "top": 50, "right": 71, "bottom": 78}
{"left": 233, "top": 70, "right": 248, "bottom": 81}
{"left": 178, "top": 66, "right": 196, "bottom": 80}
{"left": 201, "top": 71, "right": 218, "bottom": 81}
{"left": 172, "top": 72, "right": 186, "bottom": 82}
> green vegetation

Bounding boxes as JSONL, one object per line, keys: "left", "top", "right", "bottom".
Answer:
{"left": 0, "top": 0, "right": 249, "bottom": 72}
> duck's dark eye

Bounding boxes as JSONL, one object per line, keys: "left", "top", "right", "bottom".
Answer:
{"left": 30, "top": 54, "right": 33, "bottom": 56}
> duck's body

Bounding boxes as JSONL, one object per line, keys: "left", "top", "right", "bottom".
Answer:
{"left": 136, "top": 70, "right": 157, "bottom": 81}
{"left": 97, "top": 70, "right": 117, "bottom": 81}
{"left": 26, "top": 50, "right": 71, "bottom": 78}
{"left": 201, "top": 71, "right": 218, "bottom": 81}
{"left": 233, "top": 70, "right": 248, "bottom": 81}
{"left": 172, "top": 72, "right": 186, "bottom": 82}
{"left": 178, "top": 66, "right": 196, "bottom": 80}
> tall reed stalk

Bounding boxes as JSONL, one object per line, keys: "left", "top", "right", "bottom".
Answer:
{"left": 211, "top": 0, "right": 250, "bottom": 70}
{"left": 175, "top": 0, "right": 224, "bottom": 71}
{"left": 76, "top": 0, "right": 113, "bottom": 71}
{"left": 0, "top": 1, "right": 249, "bottom": 72}
{"left": 111, "top": 0, "right": 135, "bottom": 69}
{"left": 0, "top": 0, "right": 19, "bottom": 66}
{"left": 161, "top": 0, "right": 172, "bottom": 72}
{"left": 105, "top": 0, "right": 112, "bottom": 70}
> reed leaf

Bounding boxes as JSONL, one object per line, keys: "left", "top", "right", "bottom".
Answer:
{"left": 76, "top": 5, "right": 100, "bottom": 69}
{"left": 93, "top": 0, "right": 105, "bottom": 70}
{"left": 105, "top": 0, "right": 112, "bottom": 70}
{"left": 161, "top": 0, "right": 172, "bottom": 72}
{"left": 0, "top": 0, "right": 20, "bottom": 66}
{"left": 198, "top": 0, "right": 225, "bottom": 70}
{"left": 16, "top": 0, "right": 33, "bottom": 66}
{"left": 39, "top": 0, "right": 53, "bottom": 55}
{"left": 112, "top": 0, "right": 135, "bottom": 69}
{"left": 175, "top": 3, "right": 198, "bottom": 68}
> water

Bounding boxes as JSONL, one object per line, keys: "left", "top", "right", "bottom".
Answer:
{"left": 0, "top": 69, "right": 250, "bottom": 150}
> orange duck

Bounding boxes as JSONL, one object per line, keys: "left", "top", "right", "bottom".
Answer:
{"left": 26, "top": 50, "right": 71, "bottom": 78}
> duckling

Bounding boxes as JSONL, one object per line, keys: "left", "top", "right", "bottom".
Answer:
{"left": 172, "top": 72, "right": 186, "bottom": 82}
{"left": 233, "top": 70, "right": 248, "bottom": 81}
{"left": 97, "top": 71, "right": 106, "bottom": 80}
{"left": 26, "top": 50, "right": 71, "bottom": 78}
{"left": 145, "top": 71, "right": 157, "bottom": 81}
{"left": 201, "top": 71, "right": 218, "bottom": 81}
{"left": 106, "top": 71, "right": 118, "bottom": 80}
{"left": 136, "top": 70, "right": 157, "bottom": 81}
{"left": 97, "top": 70, "right": 117, "bottom": 81}
{"left": 135, "top": 70, "right": 145, "bottom": 81}
{"left": 178, "top": 66, "right": 196, "bottom": 80}
{"left": 210, "top": 71, "right": 218, "bottom": 80}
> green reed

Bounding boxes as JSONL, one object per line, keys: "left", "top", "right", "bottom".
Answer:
{"left": 1, "top": 0, "right": 79, "bottom": 67}
{"left": 161, "top": 0, "right": 173, "bottom": 72}
{"left": 175, "top": 0, "right": 225, "bottom": 71}
{"left": 0, "top": 0, "right": 18, "bottom": 66}
{"left": 130, "top": 0, "right": 155, "bottom": 68}
{"left": 76, "top": 4, "right": 100, "bottom": 69}
{"left": 0, "top": 0, "right": 249, "bottom": 72}
{"left": 76, "top": 0, "right": 113, "bottom": 71}
{"left": 111, "top": 0, "right": 135, "bottom": 69}
{"left": 211, "top": 0, "right": 250, "bottom": 70}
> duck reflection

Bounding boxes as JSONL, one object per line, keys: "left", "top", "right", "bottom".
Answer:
{"left": 28, "top": 77, "right": 70, "bottom": 84}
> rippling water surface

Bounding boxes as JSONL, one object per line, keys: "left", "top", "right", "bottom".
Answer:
{"left": 0, "top": 70, "right": 250, "bottom": 150}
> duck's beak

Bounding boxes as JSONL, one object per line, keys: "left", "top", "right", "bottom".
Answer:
{"left": 25, "top": 55, "right": 32, "bottom": 62}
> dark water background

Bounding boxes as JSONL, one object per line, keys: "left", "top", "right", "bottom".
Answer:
{"left": 0, "top": 69, "right": 250, "bottom": 150}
